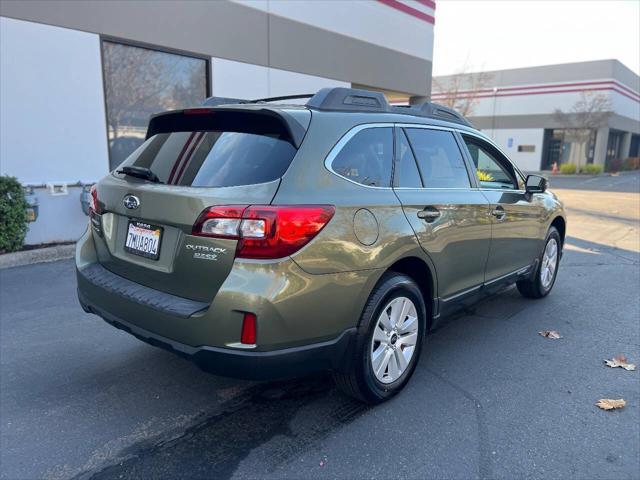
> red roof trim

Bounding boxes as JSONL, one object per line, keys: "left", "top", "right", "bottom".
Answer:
{"left": 415, "top": 0, "right": 436, "bottom": 9}
{"left": 433, "top": 86, "right": 639, "bottom": 104}
{"left": 377, "top": 0, "right": 435, "bottom": 24}
{"left": 432, "top": 80, "right": 639, "bottom": 98}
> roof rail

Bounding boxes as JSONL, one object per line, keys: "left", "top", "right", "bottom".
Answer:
{"left": 305, "top": 87, "right": 472, "bottom": 126}
{"left": 306, "top": 87, "right": 389, "bottom": 112}
{"left": 391, "top": 102, "right": 473, "bottom": 127}
{"left": 202, "top": 88, "right": 473, "bottom": 127}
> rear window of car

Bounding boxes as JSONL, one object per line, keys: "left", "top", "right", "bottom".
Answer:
{"left": 119, "top": 130, "right": 297, "bottom": 187}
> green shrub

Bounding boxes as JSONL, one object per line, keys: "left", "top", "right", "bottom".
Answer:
{"left": 580, "top": 164, "right": 603, "bottom": 175}
{"left": 0, "top": 176, "right": 28, "bottom": 253}
{"left": 559, "top": 163, "right": 577, "bottom": 174}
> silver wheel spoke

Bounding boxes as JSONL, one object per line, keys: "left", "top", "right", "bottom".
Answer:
{"left": 399, "top": 331, "right": 418, "bottom": 347}
{"left": 379, "top": 310, "right": 392, "bottom": 331}
{"left": 540, "top": 238, "right": 558, "bottom": 289}
{"left": 395, "top": 349, "right": 408, "bottom": 372}
{"left": 374, "top": 348, "right": 393, "bottom": 378}
{"left": 397, "top": 298, "right": 411, "bottom": 328}
{"left": 387, "top": 352, "right": 401, "bottom": 380}
{"left": 388, "top": 298, "right": 405, "bottom": 327}
{"left": 398, "top": 314, "right": 417, "bottom": 334}
{"left": 373, "top": 326, "right": 388, "bottom": 343}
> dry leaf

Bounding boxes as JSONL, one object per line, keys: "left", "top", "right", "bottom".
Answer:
{"left": 539, "top": 330, "right": 562, "bottom": 339}
{"left": 596, "top": 398, "right": 626, "bottom": 410}
{"left": 604, "top": 355, "right": 636, "bottom": 371}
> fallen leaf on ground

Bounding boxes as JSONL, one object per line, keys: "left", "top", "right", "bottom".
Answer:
{"left": 604, "top": 355, "right": 636, "bottom": 371}
{"left": 539, "top": 330, "right": 562, "bottom": 339}
{"left": 596, "top": 398, "right": 626, "bottom": 410}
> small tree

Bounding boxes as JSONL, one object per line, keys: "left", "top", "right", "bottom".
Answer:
{"left": 553, "top": 92, "right": 612, "bottom": 171}
{"left": 432, "top": 65, "right": 494, "bottom": 117}
{"left": 0, "top": 176, "right": 28, "bottom": 253}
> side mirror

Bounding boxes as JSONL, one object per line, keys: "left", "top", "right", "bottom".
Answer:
{"left": 525, "top": 174, "right": 547, "bottom": 194}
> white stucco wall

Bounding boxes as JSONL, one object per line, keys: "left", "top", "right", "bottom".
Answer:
{"left": 1, "top": 17, "right": 109, "bottom": 244}
{"left": 0, "top": 17, "right": 109, "bottom": 184}
{"left": 211, "top": 58, "right": 349, "bottom": 99}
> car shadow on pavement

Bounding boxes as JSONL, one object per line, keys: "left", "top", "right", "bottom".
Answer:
{"left": 80, "top": 370, "right": 367, "bottom": 480}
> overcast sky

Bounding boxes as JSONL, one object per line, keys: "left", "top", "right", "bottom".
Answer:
{"left": 432, "top": 0, "right": 640, "bottom": 76}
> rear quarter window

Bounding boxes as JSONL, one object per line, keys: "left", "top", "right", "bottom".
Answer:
{"left": 330, "top": 127, "right": 393, "bottom": 187}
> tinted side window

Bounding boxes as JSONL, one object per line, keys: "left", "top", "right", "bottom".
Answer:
{"left": 394, "top": 129, "right": 422, "bottom": 188}
{"left": 331, "top": 128, "right": 393, "bottom": 187}
{"left": 405, "top": 129, "right": 471, "bottom": 188}
{"left": 462, "top": 136, "right": 517, "bottom": 190}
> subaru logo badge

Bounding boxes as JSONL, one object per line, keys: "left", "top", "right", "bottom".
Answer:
{"left": 123, "top": 194, "right": 140, "bottom": 210}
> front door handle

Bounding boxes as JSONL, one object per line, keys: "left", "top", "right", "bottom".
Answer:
{"left": 417, "top": 207, "right": 441, "bottom": 222}
{"left": 491, "top": 206, "right": 506, "bottom": 221}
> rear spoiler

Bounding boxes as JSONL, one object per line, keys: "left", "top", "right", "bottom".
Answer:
{"left": 146, "top": 107, "right": 310, "bottom": 148}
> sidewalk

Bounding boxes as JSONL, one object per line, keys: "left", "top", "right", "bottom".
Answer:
{"left": 0, "top": 243, "right": 75, "bottom": 269}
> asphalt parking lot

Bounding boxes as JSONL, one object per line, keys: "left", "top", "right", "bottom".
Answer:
{"left": 1, "top": 172, "right": 639, "bottom": 480}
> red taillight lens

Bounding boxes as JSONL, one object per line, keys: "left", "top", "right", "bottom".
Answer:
{"left": 241, "top": 312, "right": 257, "bottom": 344}
{"left": 192, "top": 205, "right": 335, "bottom": 259}
{"left": 89, "top": 184, "right": 100, "bottom": 214}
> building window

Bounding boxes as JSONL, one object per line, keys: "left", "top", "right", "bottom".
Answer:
{"left": 517, "top": 145, "right": 535, "bottom": 153}
{"left": 605, "top": 130, "right": 624, "bottom": 163}
{"left": 101, "top": 40, "right": 209, "bottom": 170}
{"left": 630, "top": 134, "right": 640, "bottom": 158}
{"left": 541, "top": 129, "right": 596, "bottom": 170}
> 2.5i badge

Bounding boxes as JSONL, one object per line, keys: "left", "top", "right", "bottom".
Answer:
{"left": 186, "top": 244, "right": 227, "bottom": 261}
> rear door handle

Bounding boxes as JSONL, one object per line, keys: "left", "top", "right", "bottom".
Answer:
{"left": 417, "top": 207, "right": 441, "bottom": 222}
{"left": 491, "top": 206, "right": 506, "bottom": 221}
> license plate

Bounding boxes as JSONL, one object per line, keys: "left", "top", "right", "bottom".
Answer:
{"left": 124, "top": 221, "right": 163, "bottom": 260}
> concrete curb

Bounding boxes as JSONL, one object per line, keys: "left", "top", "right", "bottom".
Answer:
{"left": 0, "top": 244, "right": 75, "bottom": 269}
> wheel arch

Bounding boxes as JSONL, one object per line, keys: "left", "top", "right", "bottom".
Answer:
{"left": 550, "top": 215, "right": 566, "bottom": 246}
{"left": 386, "top": 256, "right": 436, "bottom": 328}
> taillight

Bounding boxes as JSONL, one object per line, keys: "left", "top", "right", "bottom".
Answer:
{"left": 89, "top": 184, "right": 100, "bottom": 215}
{"left": 192, "top": 205, "right": 335, "bottom": 259}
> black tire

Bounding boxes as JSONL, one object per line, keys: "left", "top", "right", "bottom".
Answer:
{"left": 517, "top": 226, "right": 562, "bottom": 299}
{"left": 333, "top": 272, "right": 427, "bottom": 404}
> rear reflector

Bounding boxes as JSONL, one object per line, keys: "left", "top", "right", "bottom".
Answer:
{"left": 241, "top": 312, "right": 257, "bottom": 344}
{"left": 192, "top": 205, "right": 335, "bottom": 259}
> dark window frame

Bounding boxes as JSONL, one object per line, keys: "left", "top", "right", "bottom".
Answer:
{"left": 392, "top": 126, "right": 424, "bottom": 188}
{"left": 99, "top": 36, "right": 211, "bottom": 171}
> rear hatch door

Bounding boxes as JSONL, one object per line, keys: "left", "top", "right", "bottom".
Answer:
{"left": 91, "top": 107, "right": 308, "bottom": 302}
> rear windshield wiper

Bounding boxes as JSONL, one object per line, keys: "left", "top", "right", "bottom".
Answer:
{"left": 117, "top": 166, "right": 162, "bottom": 184}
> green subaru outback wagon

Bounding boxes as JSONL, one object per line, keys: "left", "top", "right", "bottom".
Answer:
{"left": 77, "top": 88, "right": 566, "bottom": 403}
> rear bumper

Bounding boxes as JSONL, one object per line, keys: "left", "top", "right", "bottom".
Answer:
{"left": 78, "top": 288, "right": 356, "bottom": 380}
